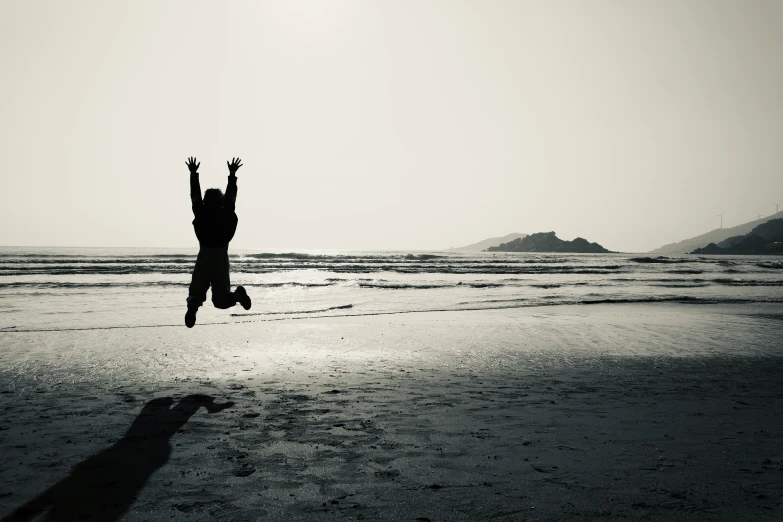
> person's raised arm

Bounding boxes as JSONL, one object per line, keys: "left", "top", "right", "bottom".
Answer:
{"left": 225, "top": 157, "right": 242, "bottom": 211}
{"left": 187, "top": 157, "right": 202, "bottom": 211}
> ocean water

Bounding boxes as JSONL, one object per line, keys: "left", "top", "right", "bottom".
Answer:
{"left": 1, "top": 247, "right": 782, "bottom": 331}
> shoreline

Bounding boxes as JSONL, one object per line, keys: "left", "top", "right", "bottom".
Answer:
{"left": 2, "top": 299, "right": 781, "bottom": 334}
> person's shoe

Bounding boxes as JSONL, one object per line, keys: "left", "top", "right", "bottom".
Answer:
{"left": 185, "top": 306, "right": 198, "bottom": 328}
{"left": 235, "top": 286, "right": 252, "bottom": 310}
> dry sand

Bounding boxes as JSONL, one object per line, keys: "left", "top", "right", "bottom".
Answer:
{"left": 1, "top": 303, "right": 782, "bottom": 521}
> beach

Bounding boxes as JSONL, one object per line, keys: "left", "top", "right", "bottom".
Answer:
{"left": 4, "top": 0, "right": 782, "bottom": 518}
{"left": 2, "top": 303, "right": 782, "bottom": 521}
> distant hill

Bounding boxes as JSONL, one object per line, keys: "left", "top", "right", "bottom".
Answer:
{"left": 650, "top": 211, "right": 783, "bottom": 255}
{"left": 691, "top": 219, "right": 783, "bottom": 255}
{"left": 449, "top": 233, "right": 527, "bottom": 252}
{"left": 486, "top": 232, "right": 611, "bottom": 253}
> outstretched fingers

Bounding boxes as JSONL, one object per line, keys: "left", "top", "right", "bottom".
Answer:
{"left": 227, "top": 157, "right": 243, "bottom": 172}
{"left": 186, "top": 157, "right": 200, "bottom": 172}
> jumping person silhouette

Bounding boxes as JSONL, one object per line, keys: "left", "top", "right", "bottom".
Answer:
{"left": 184, "top": 157, "right": 251, "bottom": 328}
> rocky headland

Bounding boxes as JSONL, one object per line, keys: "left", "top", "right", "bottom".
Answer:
{"left": 691, "top": 219, "right": 783, "bottom": 255}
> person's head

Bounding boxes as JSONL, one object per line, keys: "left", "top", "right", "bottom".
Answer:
{"left": 203, "top": 188, "right": 224, "bottom": 209}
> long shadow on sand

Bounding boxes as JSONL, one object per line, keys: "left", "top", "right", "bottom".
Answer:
{"left": 2, "top": 394, "right": 233, "bottom": 522}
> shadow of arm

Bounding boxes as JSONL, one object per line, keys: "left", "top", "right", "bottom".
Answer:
{"left": 205, "top": 401, "right": 234, "bottom": 414}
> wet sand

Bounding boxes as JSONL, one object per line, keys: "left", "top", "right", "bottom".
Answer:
{"left": 1, "top": 304, "right": 782, "bottom": 521}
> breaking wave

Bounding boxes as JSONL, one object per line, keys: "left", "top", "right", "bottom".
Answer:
{"left": 630, "top": 256, "right": 693, "bottom": 264}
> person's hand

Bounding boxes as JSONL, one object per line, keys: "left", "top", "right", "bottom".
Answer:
{"left": 227, "top": 157, "right": 242, "bottom": 176}
{"left": 186, "top": 156, "right": 200, "bottom": 174}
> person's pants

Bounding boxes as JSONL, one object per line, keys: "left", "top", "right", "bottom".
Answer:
{"left": 187, "top": 246, "right": 237, "bottom": 309}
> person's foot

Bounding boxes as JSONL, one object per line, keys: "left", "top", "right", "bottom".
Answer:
{"left": 185, "top": 306, "right": 198, "bottom": 328}
{"left": 235, "top": 286, "right": 252, "bottom": 310}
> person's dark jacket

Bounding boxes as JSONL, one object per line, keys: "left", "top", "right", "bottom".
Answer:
{"left": 190, "top": 172, "right": 238, "bottom": 248}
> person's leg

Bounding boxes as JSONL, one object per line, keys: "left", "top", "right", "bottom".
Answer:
{"left": 219, "top": 249, "right": 251, "bottom": 310}
{"left": 186, "top": 250, "right": 211, "bottom": 327}
{"left": 210, "top": 248, "right": 238, "bottom": 309}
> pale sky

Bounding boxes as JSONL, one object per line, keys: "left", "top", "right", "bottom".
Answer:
{"left": 1, "top": 0, "right": 781, "bottom": 252}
